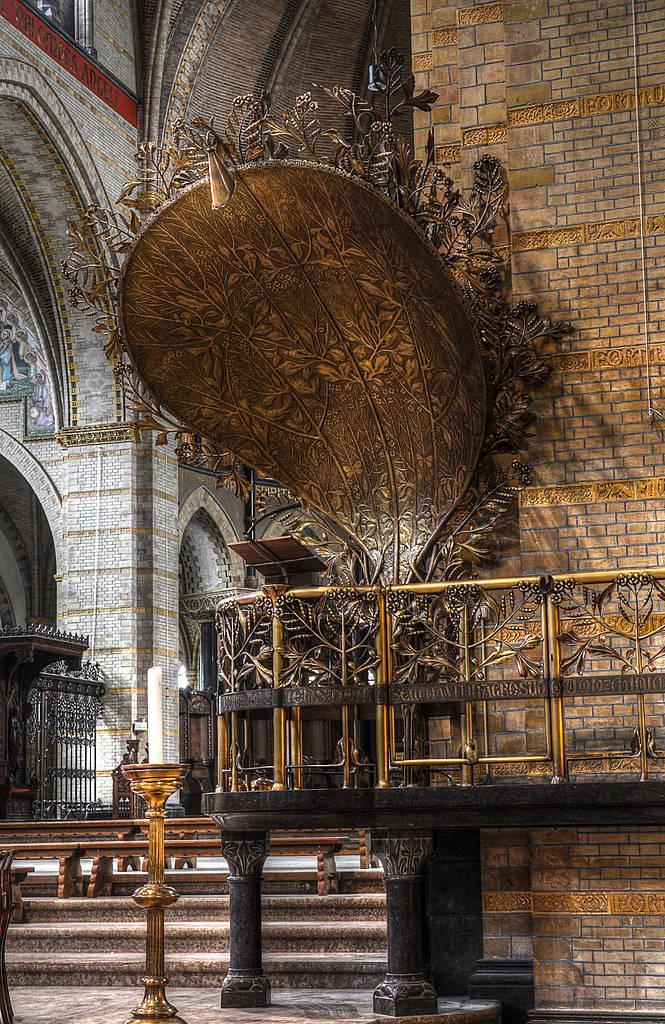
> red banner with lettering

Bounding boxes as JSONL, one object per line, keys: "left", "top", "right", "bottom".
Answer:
{"left": 0, "top": 0, "right": 138, "bottom": 126}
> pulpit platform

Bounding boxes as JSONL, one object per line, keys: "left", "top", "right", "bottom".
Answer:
{"left": 204, "top": 780, "right": 665, "bottom": 832}
{"left": 205, "top": 783, "right": 665, "bottom": 1023}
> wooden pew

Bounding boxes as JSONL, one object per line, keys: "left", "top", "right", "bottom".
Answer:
{"left": 7, "top": 829, "right": 366, "bottom": 898}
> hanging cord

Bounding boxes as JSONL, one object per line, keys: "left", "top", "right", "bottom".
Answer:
{"left": 631, "top": 0, "right": 661, "bottom": 422}
{"left": 90, "top": 446, "right": 102, "bottom": 662}
{"left": 371, "top": 0, "right": 378, "bottom": 65}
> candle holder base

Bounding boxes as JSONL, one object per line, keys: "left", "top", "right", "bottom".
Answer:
{"left": 121, "top": 764, "right": 190, "bottom": 1024}
{"left": 123, "top": 1011, "right": 188, "bottom": 1024}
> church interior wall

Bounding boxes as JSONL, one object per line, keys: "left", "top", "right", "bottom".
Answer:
{"left": 412, "top": 0, "right": 665, "bottom": 1013}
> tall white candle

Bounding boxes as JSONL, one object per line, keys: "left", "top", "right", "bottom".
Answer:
{"left": 147, "top": 666, "right": 164, "bottom": 763}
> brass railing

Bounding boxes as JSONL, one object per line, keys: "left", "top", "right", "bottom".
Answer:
{"left": 215, "top": 570, "right": 665, "bottom": 790}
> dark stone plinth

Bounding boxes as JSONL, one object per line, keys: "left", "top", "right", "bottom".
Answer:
{"left": 429, "top": 830, "right": 483, "bottom": 997}
{"left": 371, "top": 831, "right": 438, "bottom": 1017}
{"left": 204, "top": 781, "right": 665, "bottom": 833}
{"left": 219, "top": 832, "right": 271, "bottom": 1008}
{"left": 469, "top": 958, "right": 534, "bottom": 1024}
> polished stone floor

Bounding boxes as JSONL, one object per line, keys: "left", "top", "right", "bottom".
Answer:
{"left": 12, "top": 988, "right": 500, "bottom": 1024}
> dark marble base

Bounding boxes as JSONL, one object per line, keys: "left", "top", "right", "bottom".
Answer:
{"left": 529, "top": 1012, "right": 665, "bottom": 1023}
{"left": 373, "top": 974, "right": 438, "bottom": 1017}
{"left": 220, "top": 970, "right": 271, "bottom": 1007}
{"left": 204, "top": 781, "right": 665, "bottom": 832}
{"left": 468, "top": 958, "right": 534, "bottom": 1024}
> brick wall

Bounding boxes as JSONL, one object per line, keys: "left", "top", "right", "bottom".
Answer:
{"left": 483, "top": 826, "right": 665, "bottom": 1011}
{"left": 412, "top": 1, "right": 665, "bottom": 1013}
{"left": 411, "top": 0, "right": 665, "bottom": 574}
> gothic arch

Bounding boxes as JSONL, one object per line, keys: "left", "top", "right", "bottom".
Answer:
{"left": 178, "top": 486, "right": 244, "bottom": 585}
{"left": 0, "top": 61, "right": 118, "bottom": 426}
{"left": 0, "top": 429, "right": 63, "bottom": 573}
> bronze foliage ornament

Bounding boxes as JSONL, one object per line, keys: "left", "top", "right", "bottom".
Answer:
{"left": 63, "top": 49, "right": 569, "bottom": 586}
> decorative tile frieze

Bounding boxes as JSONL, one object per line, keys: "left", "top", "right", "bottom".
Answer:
{"left": 432, "top": 26, "right": 458, "bottom": 46}
{"left": 484, "top": 890, "right": 665, "bottom": 914}
{"left": 457, "top": 2, "right": 504, "bottom": 25}
{"left": 462, "top": 123, "right": 508, "bottom": 146}
{"left": 520, "top": 476, "right": 665, "bottom": 508}
{"left": 435, "top": 143, "right": 462, "bottom": 163}
{"left": 413, "top": 52, "right": 434, "bottom": 71}
{"left": 508, "top": 84, "right": 665, "bottom": 128}
{"left": 551, "top": 344, "right": 665, "bottom": 374}
{"left": 57, "top": 422, "right": 141, "bottom": 447}
{"left": 513, "top": 213, "right": 665, "bottom": 252}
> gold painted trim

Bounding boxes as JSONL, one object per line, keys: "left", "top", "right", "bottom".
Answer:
{"left": 62, "top": 527, "right": 178, "bottom": 539}
{"left": 513, "top": 213, "right": 665, "bottom": 252}
{"left": 60, "top": 606, "right": 179, "bottom": 618}
{"left": 457, "top": 2, "right": 504, "bottom": 25}
{"left": 63, "top": 486, "right": 177, "bottom": 503}
{"left": 91, "top": 646, "right": 179, "bottom": 656}
{"left": 57, "top": 422, "right": 141, "bottom": 447}
{"left": 484, "top": 890, "right": 665, "bottom": 914}
{"left": 521, "top": 475, "right": 665, "bottom": 508}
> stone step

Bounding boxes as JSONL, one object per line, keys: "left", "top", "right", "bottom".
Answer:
{"left": 8, "top": 952, "right": 387, "bottom": 989}
{"left": 8, "top": 919, "right": 387, "bottom": 954}
{"left": 23, "top": 893, "right": 386, "bottom": 923}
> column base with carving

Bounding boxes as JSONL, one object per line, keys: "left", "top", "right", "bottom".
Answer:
{"left": 220, "top": 831, "right": 271, "bottom": 1008}
{"left": 370, "top": 830, "right": 438, "bottom": 1018}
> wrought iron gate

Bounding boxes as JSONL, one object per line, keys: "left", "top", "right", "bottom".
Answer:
{"left": 26, "top": 662, "right": 104, "bottom": 819}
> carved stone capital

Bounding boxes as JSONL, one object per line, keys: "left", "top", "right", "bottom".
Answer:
{"left": 221, "top": 833, "right": 269, "bottom": 878}
{"left": 370, "top": 832, "right": 433, "bottom": 880}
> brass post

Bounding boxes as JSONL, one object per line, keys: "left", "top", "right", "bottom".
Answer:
{"left": 230, "top": 711, "right": 239, "bottom": 792}
{"left": 375, "top": 591, "right": 390, "bottom": 788}
{"left": 121, "top": 764, "right": 189, "bottom": 1024}
{"left": 546, "top": 598, "right": 567, "bottom": 783}
{"left": 291, "top": 707, "right": 303, "bottom": 790}
{"left": 634, "top": 605, "right": 649, "bottom": 781}
{"left": 269, "top": 588, "right": 287, "bottom": 790}
{"left": 461, "top": 603, "right": 475, "bottom": 787}
{"left": 341, "top": 608, "right": 351, "bottom": 788}
{"left": 217, "top": 712, "right": 229, "bottom": 792}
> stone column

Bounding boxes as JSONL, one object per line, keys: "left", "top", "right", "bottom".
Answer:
{"left": 371, "top": 830, "right": 438, "bottom": 1017}
{"left": 220, "top": 831, "right": 270, "bottom": 1007}
{"left": 199, "top": 618, "right": 217, "bottom": 689}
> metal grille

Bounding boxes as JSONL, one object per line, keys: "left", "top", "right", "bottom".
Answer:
{"left": 26, "top": 663, "right": 104, "bottom": 819}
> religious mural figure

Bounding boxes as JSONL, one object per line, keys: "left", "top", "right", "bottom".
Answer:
{"left": 0, "top": 296, "right": 55, "bottom": 435}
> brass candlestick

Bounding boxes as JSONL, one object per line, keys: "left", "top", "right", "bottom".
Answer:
{"left": 121, "top": 763, "right": 190, "bottom": 1024}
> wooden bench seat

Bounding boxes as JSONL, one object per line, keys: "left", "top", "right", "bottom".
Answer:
{"left": 7, "top": 827, "right": 368, "bottom": 898}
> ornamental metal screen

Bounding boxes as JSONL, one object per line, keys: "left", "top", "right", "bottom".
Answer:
{"left": 26, "top": 662, "right": 104, "bottom": 819}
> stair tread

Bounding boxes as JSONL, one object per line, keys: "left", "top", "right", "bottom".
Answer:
{"left": 7, "top": 950, "right": 387, "bottom": 958}
{"left": 10, "top": 920, "right": 386, "bottom": 931}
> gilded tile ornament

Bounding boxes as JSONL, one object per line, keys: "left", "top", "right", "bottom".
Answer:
{"left": 508, "top": 84, "right": 665, "bottom": 128}
{"left": 413, "top": 52, "right": 433, "bottom": 71}
{"left": 521, "top": 476, "right": 665, "bottom": 507}
{"left": 457, "top": 2, "right": 504, "bottom": 26}
{"left": 435, "top": 143, "right": 462, "bottom": 163}
{"left": 462, "top": 123, "right": 508, "bottom": 146}
{"left": 484, "top": 891, "right": 665, "bottom": 915}
{"left": 513, "top": 213, "right": 665, "bottom": 252}
{"left": 432, "top": 26, "right": 458, "bottom": 46}
{"left": 57, "top": 422, "right": 141, "bottom": 447}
